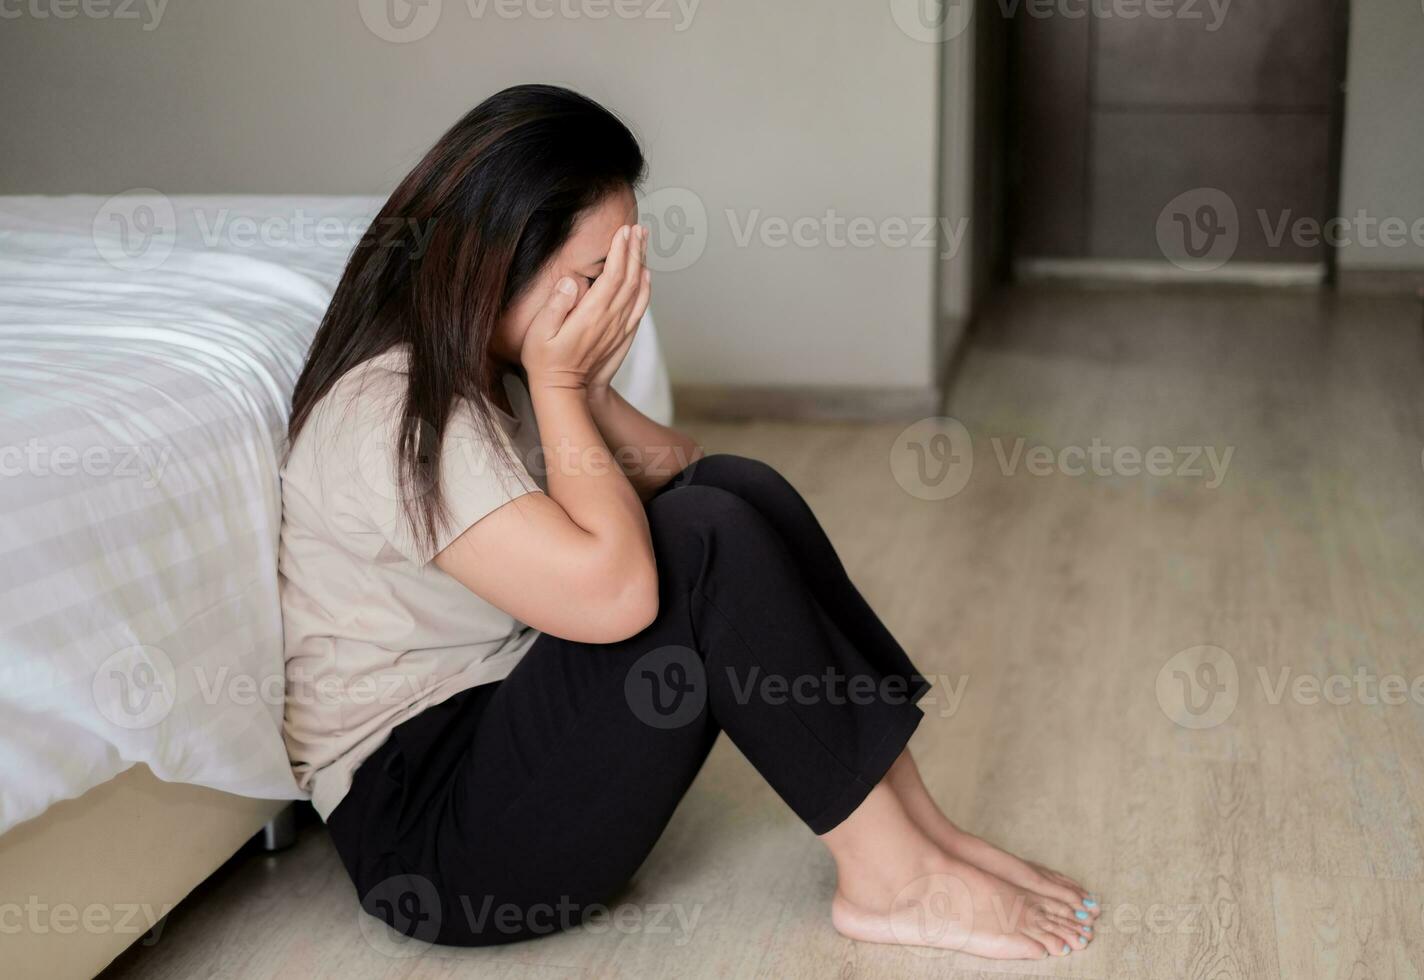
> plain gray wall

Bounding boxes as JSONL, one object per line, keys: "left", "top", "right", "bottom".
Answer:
{"left": 1337, "top": 0, "right": 1424, "bottom": 272}
{"left": 0, "top": 0, "right": 951, "bottom": 392}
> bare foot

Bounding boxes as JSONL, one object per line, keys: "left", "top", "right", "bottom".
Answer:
{"left": 831, "top": 853, "right": 1092, "bottom": 960}
{"left": 884, "top": 751, "right": 1099, "bottom": 925}
{"left": 936, "top": 827, "right": 1099, "bottom": 926}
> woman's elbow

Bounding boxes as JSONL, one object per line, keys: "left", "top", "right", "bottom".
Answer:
{"left": 616, "top": 587, "right": 660, "bottom": 640}
{"left": 601, "top": 560, "right": 660, "bottom": 640}
{"left": 562, "top": 555, "right": 658, "bottom": 644}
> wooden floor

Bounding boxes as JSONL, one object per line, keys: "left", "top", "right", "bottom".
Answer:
{"left": 106, "top": 285, "right": 1424, "bottom": 979}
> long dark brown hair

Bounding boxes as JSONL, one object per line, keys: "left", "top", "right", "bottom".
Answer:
{"left": 286, "top": 84, "right": 645, "bottom": 551}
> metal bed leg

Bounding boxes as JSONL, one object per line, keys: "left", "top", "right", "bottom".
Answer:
{"left": 259, "top": 804, "right": 298, "bottom": 852}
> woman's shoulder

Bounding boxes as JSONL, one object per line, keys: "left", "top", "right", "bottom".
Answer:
{"left": 329, "top": 347, "right": 410, "bottom": 407}
{"left": 307, "top": 348, "right": 411, "bottom": 435}
{"left": 284, "top": 347, "right": 410, "bottom": 479}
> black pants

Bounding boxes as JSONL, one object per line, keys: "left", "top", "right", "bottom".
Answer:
{"left": 327, "top": 454, "right": 929, "bottom": 947}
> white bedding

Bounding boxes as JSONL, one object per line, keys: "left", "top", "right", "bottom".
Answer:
{"left": 0, "top": 194, "right": 672, "bottom": 835}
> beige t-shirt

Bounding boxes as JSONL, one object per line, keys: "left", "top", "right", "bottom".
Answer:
{"left": 279, "top": 348, "right": 545, "bottom": 820}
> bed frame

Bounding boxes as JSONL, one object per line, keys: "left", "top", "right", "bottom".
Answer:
{"left": 0, "top": 766, "right": 292, "bottom": 979}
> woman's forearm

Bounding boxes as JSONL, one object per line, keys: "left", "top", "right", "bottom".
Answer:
{"left": 586, "top": 386, "right": 703, "bottom": 498}
{"left": 529, "top": 382, "right": 652, "bottom": 554}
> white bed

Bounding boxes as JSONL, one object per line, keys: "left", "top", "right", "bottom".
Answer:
{"left": 0, "top": 193, "right": 673, "bottom": 978}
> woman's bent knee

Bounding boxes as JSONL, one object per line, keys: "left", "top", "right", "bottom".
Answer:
{"left": 646, "top": 482, "right": 763, "bottom": 536}
{"left": 685, "top": 453, "right": 786, "bottom": 492}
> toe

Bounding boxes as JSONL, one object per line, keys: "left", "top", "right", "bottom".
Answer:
{"left": 1032, "top": 894, "right": 1079, "bottom": 923}
{"left": 1049, "top": 914, "right": 1092, "bottom": 948}
{"left": 1061, "top": 883, "right": 1100, "bottom": 920}
{"left": 1036, "top": 912, "right": 1089, "bottom": 951}
{"left": 1032, "top": 928, "right": 1073, "bottom": 957}
{"left": 1031, "top": 863, "right": 1097, "bottom": 913}
{"left": 1049, "top": 881, "right": 1093, "bottom": 916}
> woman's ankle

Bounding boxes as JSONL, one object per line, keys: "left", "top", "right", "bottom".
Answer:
{"left": 885, "top": 750, "right": 967, "bottom": 844}
{"left": 821, "top": 782, "right": 952, "bottom": 911}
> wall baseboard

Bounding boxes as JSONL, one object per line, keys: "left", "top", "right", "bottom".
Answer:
{"left": 1336, "top": 267, "right": 1424, "bottom": 295}
{"left": 1016, "top": 258, "right": 1326, "bottom": 287}
{"left": 673, "top": 384, "right": 943, "bottom": 423}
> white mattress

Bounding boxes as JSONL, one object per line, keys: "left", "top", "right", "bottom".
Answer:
{"left": 0, "top": 194, "right": 673, "bottom": 835}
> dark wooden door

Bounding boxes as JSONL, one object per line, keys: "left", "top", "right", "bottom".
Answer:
{"left": 1010, "top": 0, "right": 1345, "bottom": 270}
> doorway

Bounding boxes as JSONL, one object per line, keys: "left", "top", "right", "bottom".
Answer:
{"left": 1005, "top": 0, "right": 1349, "bottom": 282}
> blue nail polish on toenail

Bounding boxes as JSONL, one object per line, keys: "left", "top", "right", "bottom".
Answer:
{"left": 1084, "top": 897, "right": 1098, "bottom": 909}
{"left": 1062, "top": 944, "right": 1071, "bottom": 954}
{"left": 1083, "top": 925, "right": 1093, "bottom": 933}
{"left": 1075, "top": 909, "right": 1089, "bottom": 920}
